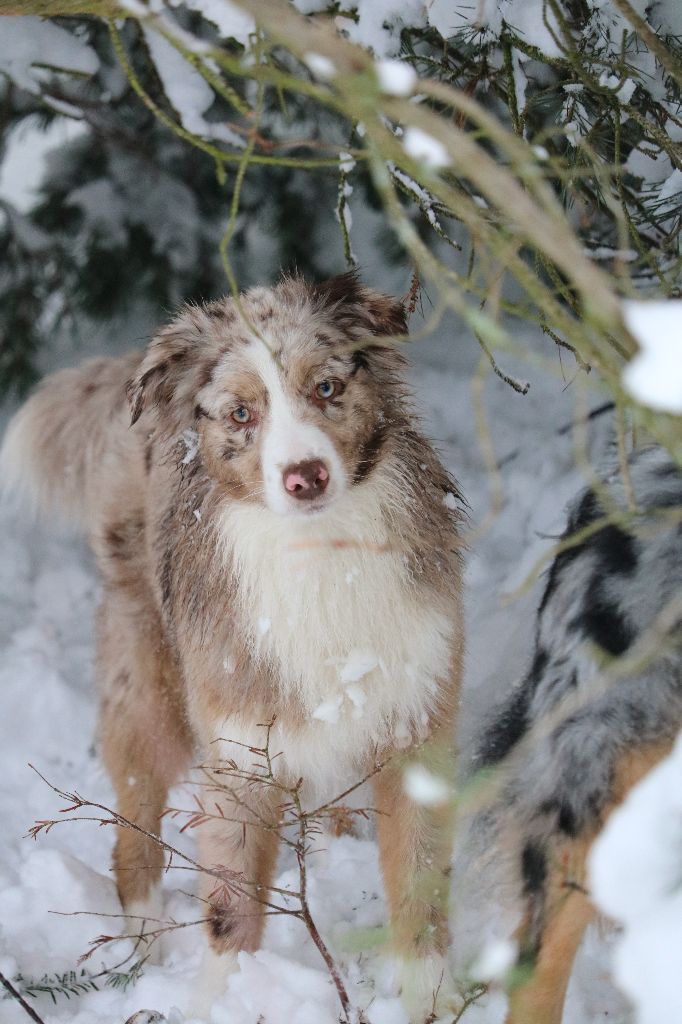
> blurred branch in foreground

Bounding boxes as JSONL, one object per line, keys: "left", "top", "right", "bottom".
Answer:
{"left": 0, "top": 1, "right": 680, "bottom": 456}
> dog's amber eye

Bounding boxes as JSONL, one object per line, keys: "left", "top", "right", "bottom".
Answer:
{"left": 315, "top": 380, "right": 337, "bottom": 400}
{"left": 231, "top": 406, "right": 251, "bottom": 425}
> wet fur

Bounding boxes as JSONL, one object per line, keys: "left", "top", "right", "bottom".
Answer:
{"left": 1, "top": 272, "right": 465, "bottom": 1019}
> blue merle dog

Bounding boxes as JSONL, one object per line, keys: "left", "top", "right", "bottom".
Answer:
{"left": 470, "top": 444, "right": 682, "bottom": 1024}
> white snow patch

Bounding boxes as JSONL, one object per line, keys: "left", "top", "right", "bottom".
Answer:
{"left": 390, "top": 165, "right": 444, "bottom": 233}
{"left": 339, "top": 151, "right": 356, "bottom": 174}
{"left": 257, "top": 616, "right": 272, "bottom": 636}
{"left": 0, "top": 848, "right": 121, "bottom": 975}
{"left": 143, "top": 25, "right": 211, "bottom": 133}
{"left": 471, "top": 938, "right": 517, "bottom": 982}
{"left": 345, "top": 684, "right": 367, "bottom": 719}
{"left": 341, "top": 0, "right": 426, "bottom": 57}
{"left": 622, "top": 299, "right": 682, "bottom": 413}
{"left": 504, "top": 0, "right": 563, "bottom": 57}
{"left": 403, "top": 127, "right": 450, "bottom": 169}
{"left": 617, "top": 79, "right": 637, "bottom": 104}
{"left": 564, "top": 121, "right": 580, "bottom": 145}
{"left": 590, "top": 731, "right": 682, "bottom": 1024}
{"left": 0, "top": 17, "right": 98, "bottom": 94}
{"left": 339, "top": 649, "right": 379, "bottom": 684}
{"left": 311, "top": 694, "right": 344, "bottom": 723}
{"left": 303, "top": 52, "right": 336, "bottom": 80}
{"left": 376, "top": 58, "right": 417, "bottom": 96}
{"left": 427, "top": 0, "right": 472, "bottom": 37}
{"left": 0, "top": 118, "right": 87, "bottom": 213}
{"left": 403, "top": 764, "right": 451, "bottom": 807}
{"left": 657, "top": 167, "right": 682, "bottom": 219}
{"left": 174, "top": 0, "right": 255, "bottom": 45}
{"left": 590, "top": 246, "right": 637, "bottom": 262}
{"left": 142, "top": 26, "right": 244, "bottom": 147}
{"left": 226, "top": 948, "right": 341, "bottom": 1024}
{"left": 598, "top": 71, "right": 637, "bottom": 104}
{"left": 433, "top": 0, "right": 561, "bottom": 56}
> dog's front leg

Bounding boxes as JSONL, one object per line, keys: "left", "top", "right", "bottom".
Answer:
{"left": 373, "top": 736, "right": 458, "bottom": 1023}
{"left": 187, "top": 781, "right": 280, "bottom": 1019}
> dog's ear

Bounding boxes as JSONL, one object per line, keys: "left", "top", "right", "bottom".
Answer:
{"left": 312, "top": 270, "right": 408, "bottom": 339}
{"left": 126, "top": 307, "right": 211, "bottom": 427}
{"left": 127, "top": 329, "right": 189, "bottom": 426}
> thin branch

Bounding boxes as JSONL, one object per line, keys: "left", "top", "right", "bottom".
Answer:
{"left": 26, "top": 765, "right": 290, "bottom": 917}
{"left": 0, "top": 972, "right": 47, "bottom": 1024}
{"left": 475, "top": 331, "right": 530, "bottom": 396}
{"left": 609, "top": 0, "right": 682, "bottom": 89}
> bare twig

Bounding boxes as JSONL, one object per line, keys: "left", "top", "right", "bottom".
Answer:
{"left": 0, "top": 971, "right": 47, "bottom": 1024}
{"left": 25, "top": 725, "right": 405, "bottom": 1023}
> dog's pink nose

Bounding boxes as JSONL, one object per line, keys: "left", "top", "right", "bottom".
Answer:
{"left": 283, "top": 459, "right": 329, "bottom": 500}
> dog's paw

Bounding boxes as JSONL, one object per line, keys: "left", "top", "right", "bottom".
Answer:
{"left": 184, "top": 948, "right": 240, "bottom": 1022}
{"left": 397, "top": 953, "right": 463, "bottom": 1023}
{"left": 124, "top": 885, "right": 165, "bottom": 966}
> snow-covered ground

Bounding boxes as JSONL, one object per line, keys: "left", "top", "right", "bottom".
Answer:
{"left": 0, "top": 296, "right": 635, "bottom": 1024}
{"left": 1, "top": 0, "right": 680, "bottom": 1017}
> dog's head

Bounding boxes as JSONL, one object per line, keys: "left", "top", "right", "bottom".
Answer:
{"left": 127, "top": 271, "right": 408, "bottom": 517}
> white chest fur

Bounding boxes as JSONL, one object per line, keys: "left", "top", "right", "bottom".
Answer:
{"left": 215, "top": 477, "right": 455, "bottom": 796}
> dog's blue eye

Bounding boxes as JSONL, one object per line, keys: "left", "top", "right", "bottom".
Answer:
{"left": 231, "top": 406, "right": 251, "bottom": 424}
{"left": 315, "top": 380, "right": 336, "bottom": 400}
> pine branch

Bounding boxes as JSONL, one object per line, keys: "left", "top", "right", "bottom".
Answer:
{"left": 0, "top": 972, "right": 47, "bottom": 1024}
{"left": 609, "top": 0, "right": 682, "bottom": 89}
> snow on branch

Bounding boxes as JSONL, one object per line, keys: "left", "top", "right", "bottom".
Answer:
{"left": 0, "top": 0, "right": 680, "bottom": 436}
{"left": 622, "top": 300, "right": 682, "bottom": 414}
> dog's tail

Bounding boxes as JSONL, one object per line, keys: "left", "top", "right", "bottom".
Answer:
{"left": 0, "top": 352, "right": 140, "bottom": 530}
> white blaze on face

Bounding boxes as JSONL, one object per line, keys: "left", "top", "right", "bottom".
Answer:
{"left": 248, "top": 339, "right": 347, "bottom": 516}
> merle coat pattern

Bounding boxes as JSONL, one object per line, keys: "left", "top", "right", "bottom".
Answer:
{"left": 471, "top": 444, "right": 682, "bottom": 1024}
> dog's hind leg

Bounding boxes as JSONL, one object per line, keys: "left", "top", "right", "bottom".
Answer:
{"left": 506, "top": 738, "right": 673, "bottom": 1024}
{"left": 97, "top": 592, "right": 191, "bottom": 960}
{"left": 506, "top": 833, "right": 594, "bottom": 1024}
